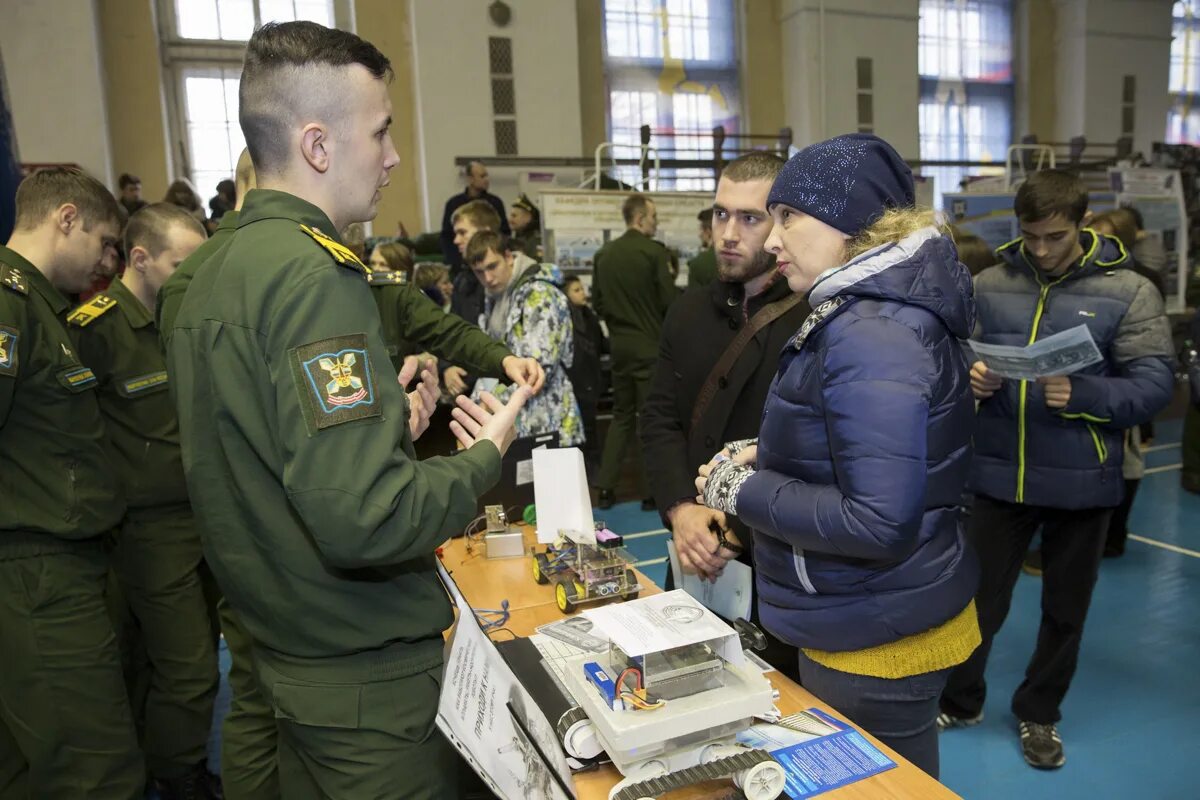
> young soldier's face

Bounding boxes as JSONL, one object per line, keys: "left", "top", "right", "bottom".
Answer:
{"left": 508, "top": 206, "right": 533, "bottom": 232}
{"left": 141, "top": 223, "right": 206, "bottom": 294}
{"left": 1020, "top": 214, "right": 1084, "bottom": 276}
{"left": 453, "top": 219, "right": 481, "bottom": 256}
{"left": 471, "top": 248, "right": 515, "bottom": 295}
{"left": 712, "top": 177, "right": 775, "bottom": 283}
{"left": 337, "top": 66, "right": 400, "bottom": 225}
{"left": 59, "top": 211, "right": 120, "bottom": 294}
{"left": 122, "top": 183, "right": 141, "bottom": 202}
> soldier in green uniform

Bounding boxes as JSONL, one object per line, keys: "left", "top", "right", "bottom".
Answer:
{"left": 591, "top": 193, "right": 677, "bottom": 509}
{"left": 68, "top": 203, "right": 218, "bottom": 799}
{"left": 167, "top": 22, "right": 533, "bottom": 799}
{"left": 687, "top": 208, "right": 717, "bottom": 288}
{"left": 0, "top": 167, "right": 143, "bottom": 798}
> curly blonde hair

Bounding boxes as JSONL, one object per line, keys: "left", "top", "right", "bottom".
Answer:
{"left": 843, "top": 207, "right": 951, "bottom": 261}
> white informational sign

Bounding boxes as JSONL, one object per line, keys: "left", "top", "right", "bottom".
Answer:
{"left": 665, "top": 540, "right": 753, "bottom": 622}
{"left": 539, "top": 189, "right": 713, "bottom": 286}
{"left": 968, "top": 324, "right": 1103, "bottom": 380}
{"left": 581, "top": 589, "right": 743, "bottom": 665}
{"left": 532, "top": 447, "right": 594, "bottom": 545}
{"left": 1108, "top": 167, "right": 1189, "bottom": 313}
{"left": 435, "top": 562, "right": 576, "bottom": 800}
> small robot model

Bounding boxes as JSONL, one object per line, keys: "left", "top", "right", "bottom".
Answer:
{"left": 532, "top": 523, "right": 639, "bottom": 613}
{"left": 553, "top": 597, "right": 787, "bottom": 800}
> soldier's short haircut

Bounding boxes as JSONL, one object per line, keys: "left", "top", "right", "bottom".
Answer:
{"left": 465, "top": 230, "right": 512, "bottom": 266}
{"left": 721, "top": 151, "right": 785, "bottom": 184}
{"left": 1014, "top": 169, "right": 1088, "bottom": 224}
{"left": 124, "top": 203, "right": 206, "bottom": 258}
{"left": 697, "top": 207, "right": 713, "bottom": 228}
{"left": 239, "top": 21, "right": 392, "bottom": 176}
{"left": 622, "top": 194, "right": 653, "bottom": 226}
{"left": 14, "top": 167, "right": 121, "bottom": 233}
{"left": 451, "top": 199, "right": 501, "bottom": 232}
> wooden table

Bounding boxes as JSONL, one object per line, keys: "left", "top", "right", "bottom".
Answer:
{"left": 439, "top": 528, "right": 960, "bottom": 800}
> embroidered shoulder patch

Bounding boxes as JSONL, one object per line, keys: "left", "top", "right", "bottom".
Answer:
{"left": 299, "top": 224, "right": 368, "bottom": 276}
{"left": 291, "top": 333, "right": 381, "bottom": 432}
{"left": 0, "top": 325, "right": 18, "bottom": 376}
{"left": 0, "top": 264, "right": 28, "bottom": 295}
{"left": 67, "top": 294, "right": 117, "bottom": 327}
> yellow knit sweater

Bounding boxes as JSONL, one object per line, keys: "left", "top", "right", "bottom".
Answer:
{"left": 801, "top": 600, "right": 981, "bottom": 679}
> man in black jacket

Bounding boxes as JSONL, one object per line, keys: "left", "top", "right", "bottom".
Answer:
{"left": 640, "top": 152, "right": 807, "bottom": 678}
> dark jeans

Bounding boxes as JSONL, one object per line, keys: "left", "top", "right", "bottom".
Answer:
{"left": 796, "top": 652, "right": 949, "bottom": 779}
{"left": 941, "top": 495, "right": 1111, "bottom": 725}
{"left": 1104, "top": 478, "right": 1140, "bottom": 555}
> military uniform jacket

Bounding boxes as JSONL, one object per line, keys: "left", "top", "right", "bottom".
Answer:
{"left": 592, "top": 228, "right": 677, "bottom": 365}
{"left": 167, "top": 189, "right": 501, "bottom": 660}
{"left": 367, "top": 270, "right": 511, "bottom": 376}
{"left": 157, "top": 209, "right": 238, "bottom": 353}
{"left": 0, "top": 246, "right": 125, "bottom": 555}
{"left": 70, "top": 278, "right": 188, "bottom": 510}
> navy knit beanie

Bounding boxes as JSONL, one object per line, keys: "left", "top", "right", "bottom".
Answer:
{"left": 767, "top": 133, "right": 915, "bottom": 237}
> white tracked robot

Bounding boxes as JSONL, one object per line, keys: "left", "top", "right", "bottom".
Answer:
{"left": 552, "top": 592, "right": 787, "bottom": 800}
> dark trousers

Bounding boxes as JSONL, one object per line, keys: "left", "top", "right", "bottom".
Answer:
{"left": 1104, "top": 479, "right": 1140, "bottom": 555}
{"left": 596, "top": 359, "right": 654, "bottom": 494}
{"left": 796, "top": 653, "right": 949, "bottom": 779}
{"left": 941, "top": 495, "right": 1111, "bottom": 724}
{"left": 219, "top": 600, "right": 280, "bottom": 800}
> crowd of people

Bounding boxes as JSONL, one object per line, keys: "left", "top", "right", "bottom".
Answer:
{"left": 1, "top": 17, "right": 1197, "bottom": 800}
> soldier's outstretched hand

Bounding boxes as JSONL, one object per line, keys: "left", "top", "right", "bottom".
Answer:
{"left": 502, "top": 356, "right": 545, "bottom": 395}
{"left": 398, "top": 356, "right": 439, "bottom": 439}
{"left": 449, "top": 388, "right": 531, "bottom": 457}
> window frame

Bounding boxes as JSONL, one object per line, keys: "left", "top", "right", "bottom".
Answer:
{"left": 156, "top": 0, "right": 352, "bottom": 193}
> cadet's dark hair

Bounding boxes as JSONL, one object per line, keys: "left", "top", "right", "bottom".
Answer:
{"left": 1014, "top": 169, "right": 1088, "bottom": 224}
{"left": 697, "top": 207, "right": 713, "bottom": 228}
{"left": 622, "top": 194, "right": 653, "bottom": 226}
{"left": 465, "top": 230, "right": 512, "bottom": 266}
{"left": 14, "top": 167, "right": 121, "bottom": 233}
{"left": 118, "top": 173, "right": 141, "bottom": 190}
{"left": 124, "top": 203, "right": 206, "bottom": 259}
{"left": 721, "top": 151, "right": 785, "bottom": 183}
{"left": 563, "top": 274, "right": 583, "bottom": 287}
{"left": 452, "top": 199, "right": 501, "bottom": 232}
{"left": 239, "top": 21, "right": 392, "bottom": 176}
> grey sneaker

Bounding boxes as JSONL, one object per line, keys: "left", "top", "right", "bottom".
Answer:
{"left": 936, "top": 710, "right": 983, "bottom": 730}
{"left": 1019, "top": 720, "right": 1065, "bottom": 769}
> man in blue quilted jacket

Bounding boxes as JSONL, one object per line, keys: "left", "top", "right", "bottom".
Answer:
{"left": 938, "top": 170, "right": 1174, "bottom": 769}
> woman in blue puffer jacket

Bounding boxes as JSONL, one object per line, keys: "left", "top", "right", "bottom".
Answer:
{"left": 697, "top": 133, "right": 980, "bottom": 778}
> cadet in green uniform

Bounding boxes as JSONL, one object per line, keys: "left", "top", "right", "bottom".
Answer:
{"left": 0, "top": 167, "right": 143, "bottom": 798}
{"left": 591, "top": 194, "right": 677, "bottom": 508}
{"left": 166, "top": 22, "right": 533, "bottom": 799}
{"left": 69, "top": 203, "right": 217, "bottom": 799}
{"left": 687, "top": 207, "right": 717, "bottom": 288}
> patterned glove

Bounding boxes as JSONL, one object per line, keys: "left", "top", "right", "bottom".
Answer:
{"left": 724, "top": 438, "right": 758, "bottom": 458}
{"left": 702, "top": 458, "right": 754, "bottom": 516}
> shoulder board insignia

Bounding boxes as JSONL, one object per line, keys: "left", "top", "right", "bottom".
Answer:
{"left": 299, "top": 224, "right": 367, "bottom": 275}
{"left": 0, "top": 264, "right": 28, "bottom": 295}
{"left": 367, "top": 270, "right": 406, "bottom": 286}
{"left": 67, "top": 294, "right": 118, "bottom": 327}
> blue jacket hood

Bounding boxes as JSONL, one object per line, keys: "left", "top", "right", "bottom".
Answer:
{"left": 809, "top": 228, "right": 976, "bottom": 339}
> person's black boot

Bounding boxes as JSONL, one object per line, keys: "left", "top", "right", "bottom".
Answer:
{"left": 155, "top": 763, "right": 218, "bottom": 800}
{"left": 596, "top": 488, "right": 615, "bottom": 509}
{"left": 640, "top": 497, "right": 656, "bottom": 512}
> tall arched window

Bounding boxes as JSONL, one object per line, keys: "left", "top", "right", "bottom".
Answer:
{"left": 1167, "top": 1, "right": 1200, "bottom": 143}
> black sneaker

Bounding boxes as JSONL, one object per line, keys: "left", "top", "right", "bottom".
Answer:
{"left": 1022, "top": 549, "right": 1043, "bottom": 577}
{"left": 640, "top": 497, "right": 656, "bottom": 512}
{"left": 155, "top": 763, "right": 219, "bottom": 800}
{"left": 1019, "top": 720, "right": 1065, "bottom": 769}
{"left": 936, "top": 710, "right": 983, "bottom": 731}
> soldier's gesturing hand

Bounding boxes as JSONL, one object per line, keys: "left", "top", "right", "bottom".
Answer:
{"left": 449, "top": 388, "right": 531, "bottom": 457}
{"left": 502, "top": 356, "right": 545, "bottom": 395}
{"left": 443, "top": 365, "right": 469, "bottom": 397}
{"left": 399, "top": 356, "right": 439, "bottom": 439}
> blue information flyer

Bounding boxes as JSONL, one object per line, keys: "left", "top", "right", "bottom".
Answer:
{"left": 737, "top": 708, "right": 896, "bottom": 798}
